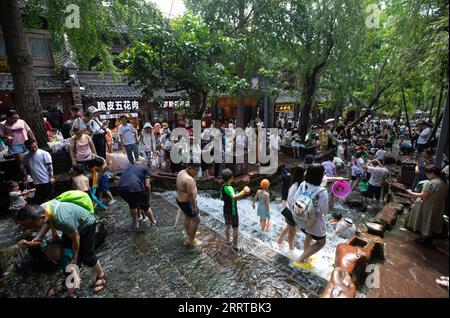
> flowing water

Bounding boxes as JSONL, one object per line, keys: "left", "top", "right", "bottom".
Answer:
{"left": 0, "top": 187, "right": 367, "bottom": 298}
{"left": 164, "top": 190, "right": 366, "bottom": 282}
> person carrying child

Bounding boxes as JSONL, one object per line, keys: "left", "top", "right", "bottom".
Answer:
{"left": 252, "top": 179, "right": 271, "bottom": 232}
{"left": 8, "top": 181, "right": 35, "bottom": 216}
{"left": 220, "top": 169, "right": 250, "bottom": 251}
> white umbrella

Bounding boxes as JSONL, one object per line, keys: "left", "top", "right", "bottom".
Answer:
{"left": 324, "top": 118, "right": 335, "bottom": 124}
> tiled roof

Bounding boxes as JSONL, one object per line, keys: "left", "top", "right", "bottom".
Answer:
{"left": 80, "top": 81, "right": 144, "bottom": 99}
{"left": 0, "top": 73, "right": 66, "bottom": 92}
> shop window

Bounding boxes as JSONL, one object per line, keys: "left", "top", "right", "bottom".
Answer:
{"left": 0, "top": 36, "right": 6, "bottom": 57}
{"left": 28, "top": 37, "right": 51, "bottom": 59}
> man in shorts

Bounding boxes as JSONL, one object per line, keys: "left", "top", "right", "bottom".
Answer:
{"left": 176, "top": 163, "right": 201, "bottom": 247}
{"left": 118, "top": 157, "right": 157, "bottom": 230}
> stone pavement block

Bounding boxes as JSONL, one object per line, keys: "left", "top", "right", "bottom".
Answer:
{"left": 365, "top": 221, "right": 385, "bottom": 237}
{"left": 387, "top": 202, "right": 404, "bottom": 214}
{"left": 391, "top": 194, "right": 412, "bottom": 205}
{"left": 335, "top": 243, "right": 369, "bottom": 285}
{"left": 356, "top": 233, "right": 385, "bottom": 260}
{"left": 375, "top": 206, "right": 398, "bottom": 229}
{"left": 321, "top": 267, "right": 356, "bottom": 298}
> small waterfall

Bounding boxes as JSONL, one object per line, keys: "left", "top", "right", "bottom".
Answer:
{"left": 160, "top": 191, "right": 365, "bottom": 281}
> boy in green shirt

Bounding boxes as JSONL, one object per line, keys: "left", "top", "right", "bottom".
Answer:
{"left": 220, "top": 169, "right": 250, "bottom": 251}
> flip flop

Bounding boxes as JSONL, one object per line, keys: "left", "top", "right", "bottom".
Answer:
{"left": 304, "top": 256, "right": 317, "bottom": 263}
{"left": 292, "top": 261, "right": 313, "bottom": 270}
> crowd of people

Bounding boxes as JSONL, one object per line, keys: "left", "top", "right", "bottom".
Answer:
{"left": 0, "top": 105, "right": 448, "bottom": 295}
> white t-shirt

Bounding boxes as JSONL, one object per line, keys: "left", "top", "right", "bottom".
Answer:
{"left": 118, "top": 124, "right": 137, "bottom": 145}
{"left": 337, "top": 145, "right": 345, "bottom": 160}
{"left": 286, "top": 182, "right": 300, "bottom": 210}
{"left": 335, "top": 219, "right": 356, "bottom": 239}
{"left": 375, "top": 149, "right": 386, "bottom": 161}
{"left": 23, "top": 149, "right": 53, "bottom": 184}
{"left": 417, "top": 127, "right": 431, "bottom": 145}
{"left": 322, "top": 161, "right": 336, "bottom": 177}
{"left": 9, "top": 191, "right": 27, "bottom": 210}
{"left": 367, "top": 166, "right": 389, "bottom": 187}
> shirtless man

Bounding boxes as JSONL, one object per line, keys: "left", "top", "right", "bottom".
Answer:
{"left": 176, "top": 163, "right": 201, "bottom": 246}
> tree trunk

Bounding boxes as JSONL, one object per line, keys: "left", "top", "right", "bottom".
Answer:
{"left": 0, "top": 0, "right": 47, "bottom": 148}
{"left": 298, "top": 79, "right": 315, "bottom": 141}
{"left": 235, "top": 2, "right": 247, "bottom": 127}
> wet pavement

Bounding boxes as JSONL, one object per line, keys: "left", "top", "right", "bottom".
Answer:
{"left": 367, "top": 211, "right": 449, "bottom": 298}
{"left": 0, "top": 194, "right": 314, "bottom": 298}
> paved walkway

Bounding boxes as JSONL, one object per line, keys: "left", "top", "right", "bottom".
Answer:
{"left": 367, "top": 212, "right": 449, "bottom": 298}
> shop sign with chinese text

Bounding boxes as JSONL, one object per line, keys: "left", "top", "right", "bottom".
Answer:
{"left": 96, "top": 100, "right": 140, "bottom": 112}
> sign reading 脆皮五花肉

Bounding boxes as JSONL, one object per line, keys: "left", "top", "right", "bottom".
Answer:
{"left": 275, "top": 103, "right": 294, "bottom": 112}
{"left": 96, "top": 100, "right": 140, "bottom": 112}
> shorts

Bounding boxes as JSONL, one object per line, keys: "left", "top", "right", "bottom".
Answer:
{"left": 34, "top": 183, "right": 54, "bottom": 203}
{"left": 98, "top": 174, "right": 109, "bottom": 193}
{"left": 223, "top": 212, "right": 239, "bottom": 228}
{"left": 176, "top": 200, "right": 199, "bottom": 218}
{"left": 281, "top": 188, "right": 289, "bottom": 201}
{"left": 8, "top": 144, "right": 27, "bottom": 155}
{"left": 77, "top": 159, "right": 96, "bottom": 169}
{"left": 62, "top": 222, "right": 98, "bottom": 267}
{"left": 119, "top": 190, "right": 150, "bottom": 211}
{"left": 366, "top": 184, "right": 382, "bottom": 200}
{"left": 281, "top": 207, "right": 296, "bottom": 227}
{"left": 301, "top": 229, "right": 326, "bottom": 241}
{"left": 417, "top": 143, "right": 427, "bottom": 153}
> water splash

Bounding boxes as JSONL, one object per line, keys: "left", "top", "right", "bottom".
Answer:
{"left": 159, "top": 191, "right": 365, "bottom": 281}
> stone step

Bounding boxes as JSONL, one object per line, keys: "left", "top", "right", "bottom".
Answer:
{"left": 160, "top": 195, "right": 327, "bottom": 296}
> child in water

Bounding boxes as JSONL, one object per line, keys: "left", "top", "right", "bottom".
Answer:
{"left": 18, "top": 239, "right": 78, "bottom": 297}
{"left": 72, "top": 164, "right": 91, "bottom": 195}
{"left": 8, "top": 181, "right": 35, "bottom": 215}
{"left": 252, "top": 179, "right": 271, "bottom": 232}
{"left": 329, "top": 212, "right": 355, "bottom": 239}
{"left": 220, "top": 169, "right": 250, "bottom": 251}
{"left": 92, "top": 157, "right": 116, "bottom": 206}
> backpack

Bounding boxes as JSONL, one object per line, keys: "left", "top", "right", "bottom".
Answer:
{"left": 55, "top": 190, "right": 94, "bottom": 214}
{"left": 292, "top": 182, "right": 326, "bottom": 230}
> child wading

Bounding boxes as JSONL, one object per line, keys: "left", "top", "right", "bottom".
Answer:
{"left": 220, "top": 169, "right": 250, "bottom": 251}
{"left": 8, "top": 181, "right": 35, "bottom": 216}
{"left": 252, "top": 179, "right": 271, "bottom": 232}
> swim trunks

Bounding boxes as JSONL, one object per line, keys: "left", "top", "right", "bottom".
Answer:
{"left": 176, "top": 200, "right": 200, "bottom": 217}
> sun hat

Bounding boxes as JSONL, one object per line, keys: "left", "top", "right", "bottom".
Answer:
{"left": 143, "top": 122, "right": 153, "bottom": 129}
{"left": 87, "top": 106, "right": 101, "bottom": 114}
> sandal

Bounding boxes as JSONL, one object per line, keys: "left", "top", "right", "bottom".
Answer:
{"left": 93, "top": 274, "right": 107, "bottom": 293}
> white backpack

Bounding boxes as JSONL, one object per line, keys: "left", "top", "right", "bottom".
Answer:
{"left": 292, "top": 182, "right": 326, "bottom": 230}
